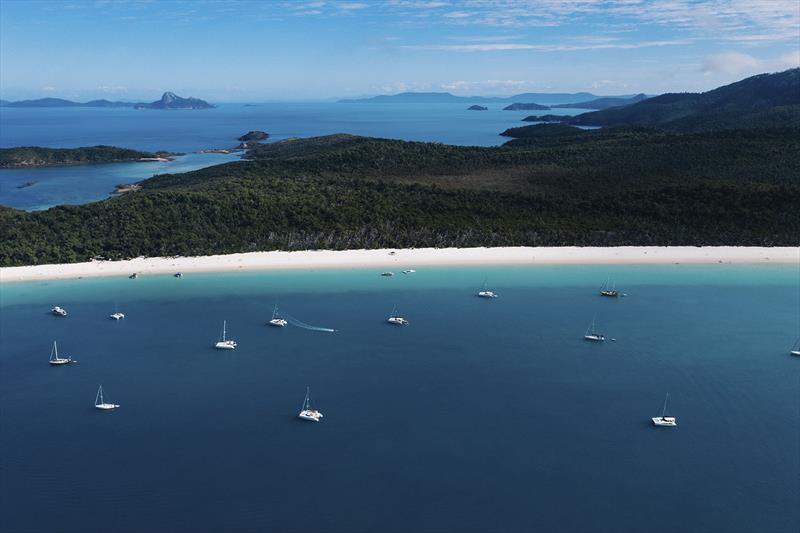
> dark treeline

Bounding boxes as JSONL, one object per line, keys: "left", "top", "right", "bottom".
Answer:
{"left": 0, "top": 145, "right": 158, "bottom": 168}
{"left": 1, "top": 130, "right": 798, "bottom": 266}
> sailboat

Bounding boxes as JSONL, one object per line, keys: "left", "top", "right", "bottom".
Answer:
{"left": 94, "top": 385, "right": 120, "bottom": 410}
{"left": 109, "top": 304, "right": 125, "bottom": 320}
{"left": 268, "top": 305, "right": 287, "bottom": 327}
{"left": 791, "top": 336, "right": 800, "bottom": 356}
{"left": 584, "top": 318, "right": 605, "bottom": 341}
{"left": 599, "top": 278, "right": 620, "bottom": 298}
{"left": 51, "top": 306, "right": 67, "bottom": 317}
{"left": 652, "top": 393, "right": 677, "bottom": 427}
{"left": 298, "top": 386, "right": 323, "bottom": 422}
{"left": 214, "top": 320, "right": 237, "bottom": 349}
{"left": 386, "top": 306, "right": 409, "bottom": 326}
{"left": 477, "top": 279, "right": 498, "bottom": 298}
{"left": 48, "top": 341, "right": 74, "bottom": 365}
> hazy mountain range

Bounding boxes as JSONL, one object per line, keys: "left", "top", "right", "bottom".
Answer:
{"left": 0, "top": 92, "right": 213, "bottom": 109}
{"left": 338, "top": 91, "right": 643, "bottom": 105}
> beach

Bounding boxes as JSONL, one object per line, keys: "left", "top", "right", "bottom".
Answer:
{"left": 2, "top": 246, "right": 797, "bottom": 283}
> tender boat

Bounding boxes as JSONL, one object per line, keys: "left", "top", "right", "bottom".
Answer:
{"left": 94, "top": 385, "right": 120, "bottom": 410}
{"left": 387, "top": 306, "right": 409, "bottom": 326}
{"left": 652, "top": 393, "right": 677, "bottom": 427}
{"left": 584, "top": 318, "right": 605, "bottom": 341}
{"left": 214, "top": 320, "right": 238, "bottom": 349}
{"left": 791, "top": 336, "right": 800, "bottom": 356}
{"left": 48, "top": 341, "right": 74, "bottom": 365}
{"left": 268, "top": 305, "right": 288, "bottom": 327}
{"left": 381, "top": 272, "right": 394, "bottom": 277}
{"left": 298, "top": 386, "right": 323, "bottom": 422}
{"left": 51, "top": 306, "right": 67, "bottom": 317}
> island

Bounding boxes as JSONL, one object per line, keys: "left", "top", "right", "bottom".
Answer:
{"left": 0, "top": 91, "right": 213, "bottom": 110}
{"left": 238, "top": 131, "right": 269, "bottom": 142}
{"left": 0, "top": 146, "right": 172, "bottom": 168}
{"left": 133, "top": 92, "right": 213, "bottom": 110}
{"left": 467, "top": 105, "right": 488, "bottom": 111}
{"left": 503, "top": 103, "right": 550, "bottom": 111}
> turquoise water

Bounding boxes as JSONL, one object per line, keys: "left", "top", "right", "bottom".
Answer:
{"left": 1, "top": 264, "right": 798, "bottom": 532}
{"left": 0, "top": 103, "right": 581, "bottom": 210}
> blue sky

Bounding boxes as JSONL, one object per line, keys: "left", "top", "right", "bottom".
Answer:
{"left": 1, "top": 0, "right": 798, "bottom": 101}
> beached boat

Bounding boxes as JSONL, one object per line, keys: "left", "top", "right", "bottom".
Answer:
{"left": 214, "top": 320, "right": 237, "bottom": 349}
{"left": 387, "top": 306, "right": 409, "bottom": 326}
{"left": 652, "top": 393, "right": 677, "bottom": 427}
{"left": 791, "top": 337, "right": 800, "bottom": 356}
{"left": 584, "top": 318, "right": 605, "bottom": 341}
{"left": 48, "top": 341, "right": 74, "bottom": 365}
{"left": 268, "top": 305, "right": 287, "bottom": 327}
{"left": 298, "top": 386, "right": 323, "bottom": 422}
{"left": 51, "top": 306, "right": 67, "bottom": 317}
{"left": 94, "top": 385, "right": 120, "bottom": 410}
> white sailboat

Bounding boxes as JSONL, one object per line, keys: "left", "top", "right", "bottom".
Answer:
{"left": 94, "top": 385, "right": 120, "bottom": 410}
{"left": 652, "top": 393, "right": 677, "bottom": 427}
{"left": 387, "top": 306, "right": 409, "bottom": 326}
{"left": 48, "top": 341, "right": 74, "bottom": 365}
{"left": 268, "top": 305, "right": 287, "bottom": 327}
{"left": 791, "top": 336, "right": 800, "bottom": 356}
{"left": 298, "top": 386, "right": 323, "bottom": 422}
{"left": 584, "top": 318, "right": 605, "bottom": 341}
{"left": 477, "top": 279, "right": 498, "bottom": 298}
{"left": 214, "top": 320, "right": 237, "bottom": 349}
{"left": 51, "top": 306, "right": 67, "bottom": 317}
{"left": 599, "top": 278, "right": 621, "bottom": 298}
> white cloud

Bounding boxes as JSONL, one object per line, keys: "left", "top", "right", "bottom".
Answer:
{"left": 402, "top": 39, "right": 692, "bottom": 52}
{"left": 701, "top": 52, "right": 760, "bottom": 74}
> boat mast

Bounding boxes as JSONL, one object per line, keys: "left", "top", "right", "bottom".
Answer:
{"left": 96, "top": 385, "right": 103, "bottom": 406}
{"left": 661, "top": 393, "right": 670, "bottom": 417}
{"left": 222, "top": 320, "right": 227, "bottom": 341}
{"left": 51, "top": 341, "right": 57, "bottom": 361}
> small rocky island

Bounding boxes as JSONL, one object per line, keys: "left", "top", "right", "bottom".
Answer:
{"left": 134, "top": 92, "right": 213, "bottom": 110}
{"left": 503, "top": 102, "right": 550, "bottom": 111}
{"left": 467, "top": 105, "right": 488, "bottom": 110}
{"left": 238, "top": 130, "right": 269, "bottom": 142}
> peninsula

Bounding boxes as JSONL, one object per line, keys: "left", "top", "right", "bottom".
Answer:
{"left": 0, "top": 146, "right": 169, "bottom": 168}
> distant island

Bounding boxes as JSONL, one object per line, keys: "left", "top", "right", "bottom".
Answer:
{"left": 0, "top": 92, "right": 213, "bottom": 110}
{"left": 467, "top": 105, "right": 488, "bottom": 111}
{"left": 338, "top": 91, "right": 637, "bottom": 105}
{"left": 503, "top": 103, "right": 550, "bottom": 111}
{"left": 550, "top": 94, "right": 648, "bottom": 110}
{"left": 0, "top": 146, "right": 170, "bottom": 168}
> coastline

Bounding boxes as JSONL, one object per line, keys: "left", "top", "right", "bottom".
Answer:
{"left": 1, "top": 246, "right": 797, "bottom": 283}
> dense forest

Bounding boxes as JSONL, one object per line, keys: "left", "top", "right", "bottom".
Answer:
{"left": 0, "top": 145, "right": 160, "bottom": 168}
{"left": 1, "top": 127, "right": 798, "bottom": 266}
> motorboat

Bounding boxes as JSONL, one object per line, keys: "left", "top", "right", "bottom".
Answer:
{"left": 381, "top": 272, "right": 394, "bottom": 277}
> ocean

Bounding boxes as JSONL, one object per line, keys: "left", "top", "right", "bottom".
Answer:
{"left": 1, "top": 265, "right": 798, "bottom": 533}
{"left": 0, "top": 103, "right": 581, "bottom": 210}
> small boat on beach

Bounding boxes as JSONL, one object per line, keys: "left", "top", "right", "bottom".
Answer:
{"left": 652, "top": 393, "right": 677, "bottom": 427}
{"left": 268, "top": 305, "right": 288, "bottom": 327}
{"left": 387, "top": 306, "right": 409, "bottom": 326}
{"left": 48, "top": 341, "right": 74, "bottom": 365}
{"left": 214, "top": 320, "right": 237, "bottom": 350}
{"left": 51, "top": 306, "right": 67, "bottom": 317}
{"left": 94, "top": 385, "right": 120, "bottom": 410}
{"left": 584, "top": 318, "right": 605, "bottom": 342}
{"left": 298, "top": 386, "right": 323, "bottom": 422}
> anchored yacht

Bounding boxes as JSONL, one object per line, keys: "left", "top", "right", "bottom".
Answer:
{"left": 652, "top": 393, "right": 677, "bottom": 427}
{"left": 584, "top": 319, "right": 605, "bottom": 341}
{"left": 599, "top": 278, "right": 620, "bottom": 297}
{"left": 791, "top": 337, "right": 800, "bottom": 356}
{"left": 214, "top": 320, "right": 237, "bottom": 350}
{"left": 110, "top": 310, "right": 125, "bottom": 320}
{"left": 298, "top": 387, "right": 323, "bottom": 422}
{"left": 387, "top": 306, "right": 409, "bottom": 326}
{"left": 51, "top": 306, "right": 67, "bottom": 317}
{"left": 94, "top": 385, "right": 120, "bottom": 410}
{"left": 381, "top": 271, "right": 394, "bottom": 277}
{"left": 48, "top": 341, "right": 74, "bottom": 365}
{"left": 268, "top": 305, "right": 288, "bottom": 327}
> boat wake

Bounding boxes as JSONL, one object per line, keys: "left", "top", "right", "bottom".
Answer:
{"left": 279, "top": 309, "right": 337, "bottom": 333}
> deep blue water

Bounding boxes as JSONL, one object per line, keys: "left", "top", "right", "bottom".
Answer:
{"left": 0, "top": 103, "right": 581, "bottom": 210}
{"left": 1, "top": 265, "right": 798, "bottom": 533}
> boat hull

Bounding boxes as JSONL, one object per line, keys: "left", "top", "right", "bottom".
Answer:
{"left": 49, "top": 359, "right": 72, "bottom": 365}
{"left": 584, "top": 335, "right": 605, "bottom": 342}
{"left": 298, "top": 410, "right": 323, "bottom": 422}
{"left": 791, "top": 350, "right": 800, "bottom": 356}
{"left": 95, "top": 404, "right": 120, "bottom": 410}
{"left": 269, "top": 319, "right": 287, "bottom": 327}
{"left": 652, "top": 416, "right": 677, "bottom": 427}
{"left": 215, "top": 341, "right": 237, "bottom": 350}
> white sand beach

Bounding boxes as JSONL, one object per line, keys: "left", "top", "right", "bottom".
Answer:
{"left": 1, "top": 247, "right": 797, "bottom": 283}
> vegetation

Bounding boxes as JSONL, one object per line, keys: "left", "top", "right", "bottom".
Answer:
{"left": 1, "top": 128, "right": 798, "bottom": 266}
{"left": 0, "top": 145, "right": 159, "bottom": 168}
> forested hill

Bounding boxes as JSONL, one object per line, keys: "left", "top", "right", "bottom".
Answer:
{"left": 521, "top": 69, "right": 800, "bottom": 131}
{"left": 2, "top": 128, "right": 798, "bottom": 266}
{"left": 0, "top": 146, "right": 159, "bottom": 168}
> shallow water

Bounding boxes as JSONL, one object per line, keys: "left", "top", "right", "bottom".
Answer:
{"left": 1, "top": 264, "right": 798, "bottom": 532}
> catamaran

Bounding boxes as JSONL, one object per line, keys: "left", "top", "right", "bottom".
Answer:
{"left": 268, "top": 305, "right": 287, "bottom": 327}
{"left": 51, "top": 306, "right": 67, "bottom": 317}
{"left": 94, "top": 385, "right": 120, "bottom": 410}
{"left": 298, "top": 386, "right": 323, "bottom": 422}
{"left": 214, "top": 320, "right": 237, "bottom": 350}
{"left": 48, "top": 341, "right": 74, "bottom": 365}
{"left": 110, "top": 305, "right": 125, "bottom": 320}
{"left": 791, "top": 337, "right": 800, "bottom": 356}
{"left": 584, "top": 318, "right": 605, "bottom": 341}
{"left": 599, "top": 278, "right": 621, "bottom": 298}
{"left": 652, "top": 393, "right": 677, "bottom": 427}
{"left": 477, "top": 280, "right": 498, "bottom": 298}
{"left": 387, "top": 306, "right": 409, "bottom": 326}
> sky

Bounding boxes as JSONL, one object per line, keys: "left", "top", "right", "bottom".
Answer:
{"left": 0, "top": 0, "right": 798, "bottom": 101}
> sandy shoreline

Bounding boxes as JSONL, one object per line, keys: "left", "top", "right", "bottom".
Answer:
{"left": 1, "top": 247, "right": 797, "bottom": 283}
